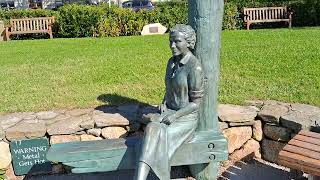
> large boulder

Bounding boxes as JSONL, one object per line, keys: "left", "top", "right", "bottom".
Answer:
{"left": 94, "top": 113, "right": 129, "bottom": 128}
{"left": 218, "top": 104, "right": 257, "bottom": 123}
{"left": 0, "top": 141, "right": 11, "bottom": 169}
{"left": 5, "top": 121, "right": 46, "bottom": 141}
{"left": 223, "top": 127, "right": 252, "bottom": 153}
{"left": 280, "top": 104, "right": 320, "bottom": 133}
{"left": 258, "top": 101, "right": 290, "bottom": 124}
{"left": 263, "top": 124, "right": 291, "bottom": 142}
{"left": 261, "top": 139, "right": 286, "bottom": 163}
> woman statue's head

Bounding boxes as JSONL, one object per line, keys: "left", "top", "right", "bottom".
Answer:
{"left": 169, "top": 24, "right": 196, "bottom": 57}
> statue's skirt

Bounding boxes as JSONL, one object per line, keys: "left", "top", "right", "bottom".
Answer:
{"left": 139, "top": 110, "right": 198, "bottom": 180}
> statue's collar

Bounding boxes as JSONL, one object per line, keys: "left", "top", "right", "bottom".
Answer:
{"left": 174, "top": 52, "right": 192, "bottom": 65}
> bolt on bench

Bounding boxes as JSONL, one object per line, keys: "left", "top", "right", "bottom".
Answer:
{"left": 5, "top": 17, "right": 55, "bottom": 41}
{"left": 244, "top": 7, "right": 293, "bottom": 30}
{"left": 278, "top": 130, "right": 320, "bottom": 179}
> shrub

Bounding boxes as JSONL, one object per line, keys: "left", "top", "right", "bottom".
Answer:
{"left": 57, "top": 4, "right": 105, "bottom": 37}
{"left": 223, "top": 2, "right": 241, "bottom": 30}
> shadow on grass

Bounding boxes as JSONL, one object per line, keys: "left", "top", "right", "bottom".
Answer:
{"left": 97, "top": 93, "right": 149, "bottom": 106}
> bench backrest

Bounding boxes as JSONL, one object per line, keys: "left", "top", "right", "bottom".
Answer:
{"left": 10, "top": 17, "right": 55, "bottom": 33}
{"left": 244, "top": 7, "right": 288, "bottom": 22}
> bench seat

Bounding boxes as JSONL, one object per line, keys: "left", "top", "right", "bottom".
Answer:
{"left": 278, "top": 130, "right": 320, "bottom": 176}
{"left": 47, "top": 131, "right": 228, "bottom": 174}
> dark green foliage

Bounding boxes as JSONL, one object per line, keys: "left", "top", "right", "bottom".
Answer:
{"left": 223, "top": 2, "right": 242, "bottom": 30}
{"left": 0, "top": 9, "right": 57, "bottom": 25}
{"left": 57, "top": 4, "right": 105, "bottom": 37}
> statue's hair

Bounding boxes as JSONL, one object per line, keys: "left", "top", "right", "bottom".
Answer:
{"left": 170, "top": 24, "right": 196, "bottom": 50}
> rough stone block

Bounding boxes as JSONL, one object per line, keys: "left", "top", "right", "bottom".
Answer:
{"left": 5, "top": 121, "right": 46, "bottom": 141}
{"left": 218, "top": 104, "right": 257, "bottom": 123}
{"left": 258, "top": 101, "right": 289, "bottom": 124}
{"left": 101, "top": 127, "right": 127, "bottom": 139}
{"left": 223, "top": 127, "right": 252, "bottom": 153}
{"left": 229, "top": 139, "right": 260, "bottom": 161}
{"left": 94, "top": 113, "right": 129, "bottom": 128}
{"left": 263, "top": 124, "right": 291, "bottom": 142}
{"left": 50, "top": 135, "right": 80, "bottom": 144}
{"left": 252, "top": 120, "right": 263, "bottom": 141}
{"left": 261, "top": 139, "right": 286, "bottom": 163}
{"left": 0, "top": 141, "right": 11, "bottom": 169}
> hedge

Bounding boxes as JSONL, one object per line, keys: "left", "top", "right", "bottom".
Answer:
{"left": 0, "top": 1, "right": 319, "bottom": 38}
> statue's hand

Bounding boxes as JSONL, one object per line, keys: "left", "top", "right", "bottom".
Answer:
{"left": 159, "top": 103, "right": 167, "bottom": 113}
{"left": 161, "top": 114, "right": 176, "bottom": 125}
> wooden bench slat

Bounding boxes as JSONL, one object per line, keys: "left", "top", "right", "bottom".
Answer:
{"left": 300, "top": 130, "right": 320, "bottom": 139}
{"left": 295, "top": 134, "right": 320, "bottom": 146}
{"left": 278, "top": 158, "right": 320, "bottom": 176}
{"left": 288, "top": 139, "right": 320, "bottom": 153}
{"left": 283, "top": 144, "right": 320, "bottom": 160}
{"left": 278, "top": 150, "right": 320, "bottom": 169}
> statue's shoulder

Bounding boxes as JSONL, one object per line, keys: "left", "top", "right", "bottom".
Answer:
{"left": 188, "top": 54, "right": 203, "bottom": 71}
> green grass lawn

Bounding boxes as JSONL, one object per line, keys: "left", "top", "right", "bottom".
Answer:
{"left": 1, "top": 27, "right": 320, "bottom": 113}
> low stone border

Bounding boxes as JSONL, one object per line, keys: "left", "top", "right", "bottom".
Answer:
{"left": 0, "top": 100, "right": 319, "bottom": 179}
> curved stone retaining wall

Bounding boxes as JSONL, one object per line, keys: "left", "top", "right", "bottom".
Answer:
{"left": 0, "top": 101, "right": 319, "bottom": 179}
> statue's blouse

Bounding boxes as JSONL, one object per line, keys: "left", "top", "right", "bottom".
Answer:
{"left": 165, "top": 51, "right": 204, "bottom": 110}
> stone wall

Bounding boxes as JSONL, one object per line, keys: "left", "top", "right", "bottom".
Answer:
{"left": 0, "top": 101, "right": 319, "bottom": 179}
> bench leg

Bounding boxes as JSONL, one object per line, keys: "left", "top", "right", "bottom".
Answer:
{"left": 288, "top": 20, "right": 292, "bottom": 29}
{"left": 246, "top": 22, "right": 251, "bottom": 30}
{"left": 48, "top": 26, "right": 53, "bottom": 39}
{"left": 5, "top": 27, "right": 10, "bottom": 41}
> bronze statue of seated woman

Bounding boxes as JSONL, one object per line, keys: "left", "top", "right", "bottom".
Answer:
{"left": 135, "top": 24, "right": 204, "bottom": 180}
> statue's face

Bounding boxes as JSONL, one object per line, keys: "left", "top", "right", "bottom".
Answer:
{"left": 169, "top": 31, "right": 189, "bottom": 57}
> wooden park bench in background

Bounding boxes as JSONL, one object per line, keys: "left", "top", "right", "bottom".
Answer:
{"left": 5, "top": 17, "right": 55, "bottom": 41}
{"left": 244, "top": 7, "right": 292, "bottom": 30}
{"left": 278, "top": 130, "right": 320, "bottom": 179}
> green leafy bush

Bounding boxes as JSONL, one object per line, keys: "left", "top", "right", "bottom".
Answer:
{"left": 223, "top": 2, "right": 241, "bottom": 30}
{"left": 57, "top": 4, "right": 105, "bottom": 37}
